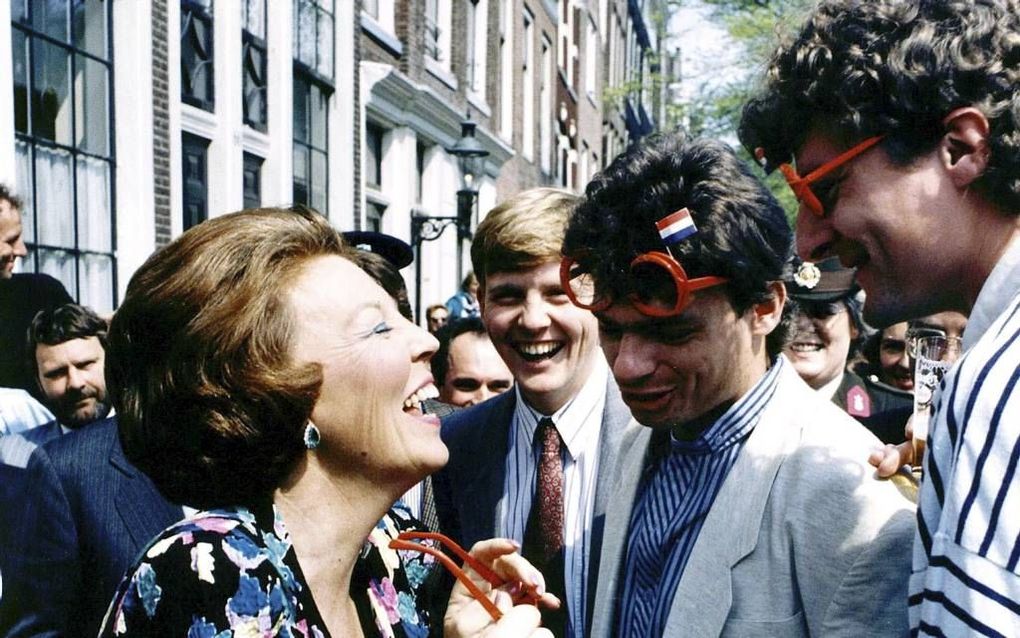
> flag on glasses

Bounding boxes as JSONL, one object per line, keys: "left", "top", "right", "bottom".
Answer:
{"left": 656, "top": 207, "right": 698, "bottom": 245}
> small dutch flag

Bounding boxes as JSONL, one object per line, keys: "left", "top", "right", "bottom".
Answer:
{"left": 656, "top": 207, "right": 698, "bottom": 245}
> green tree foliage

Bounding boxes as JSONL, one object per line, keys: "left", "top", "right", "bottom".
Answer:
{"left": 679, "top": 0, "right": 815, "bottom": 223}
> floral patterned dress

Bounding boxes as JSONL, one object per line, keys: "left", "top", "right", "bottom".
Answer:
{"left": 99, "top": 501, "right": 438, "bottom": 637}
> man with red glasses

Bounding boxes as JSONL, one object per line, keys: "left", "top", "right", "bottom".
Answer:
{"left": 562, "top": 133, "right": 914, "bottom": 637}
{"left": 740, "top": 1, "right": 1020, "bottom": 634}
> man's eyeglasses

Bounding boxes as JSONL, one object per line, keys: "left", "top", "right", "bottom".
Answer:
{"left": 775, "top": 135, "right": 885, "bottom": 218}
{"left": 560, "top": 251, "right": 728, "bottom": 317}
{"left": 390, "top": 531, "right": 542, "bottom": 622}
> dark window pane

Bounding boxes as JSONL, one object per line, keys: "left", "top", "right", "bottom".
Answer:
{"left": 293, "top": 76, "right": 309, "bottom": 142}
{"left": 181, "top": 3, "right": 214, "bottom": 110}
{"left": 182, "top": 134, "right": 209, "bottom": 230}
{"left": 12, "top": 0, "right": 28, "bottom": 24}
{"left": 75, "top": 55, "right": 109, "bottom": 155}
{"left": 32, "top": 39, "right": 72, "bottom": 144}
{"left": 365, "top": 123, "right": 383, "bottom": 188}
{"left": 34, "top": 0, "right": 69, "bottom": 43}
{"left": 242, "top": 153, "right": 262, "bottom": 209}
{"left": 242, "top": 38, "right": 267, "bottom": 129}
{"left": 13, "top": 30, "right": 28, "bottom": 134}
{"left": 73, "top": 0, "right": 107, "bottom": 59}
{"left": 367, "top": 203, "right": 384, "bottom": 232}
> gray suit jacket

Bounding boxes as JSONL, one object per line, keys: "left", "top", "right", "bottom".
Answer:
{"left": 434, "top": 374, "right": 633, "bottom": 635}
{"left": 591, "top": 364, "right": 916, "bottom": 637}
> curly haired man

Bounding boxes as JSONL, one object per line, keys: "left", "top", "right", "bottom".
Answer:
{"left": 741, "top": 1, "right": 1020, "bottom": 634}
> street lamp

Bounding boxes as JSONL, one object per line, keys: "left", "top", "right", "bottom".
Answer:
{"left": 411, "top": 116, "right": 490, "bottom": 323}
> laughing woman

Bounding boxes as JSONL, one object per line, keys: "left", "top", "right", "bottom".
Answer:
{"left": 99, "top": 208, "right": 552, "bottom": 637}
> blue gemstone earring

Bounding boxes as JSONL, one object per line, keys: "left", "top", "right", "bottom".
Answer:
{"left": 303, "top": 423, "right": 321, "bottom": 450}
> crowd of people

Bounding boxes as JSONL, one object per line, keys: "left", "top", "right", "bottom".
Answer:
{"left": 1, "top": 0, "right": 1018, "bottom": 635}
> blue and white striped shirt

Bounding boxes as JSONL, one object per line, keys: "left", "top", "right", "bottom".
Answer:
{"left": 499, "top": 355, "right": 609, "bottom": 638}
{"left": 910, "top": 235, "right": 1020, "bottom": 636}
{"left": 616, "top": 357, "right": 784, "bottom": 637}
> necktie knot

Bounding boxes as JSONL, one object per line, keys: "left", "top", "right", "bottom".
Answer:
{"left": 536, "top": 417, "right": 563, "bottom": 460}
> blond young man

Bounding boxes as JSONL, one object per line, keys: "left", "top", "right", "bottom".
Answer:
{"left": 434, "top": 188, "right": 632, "bottom": 637}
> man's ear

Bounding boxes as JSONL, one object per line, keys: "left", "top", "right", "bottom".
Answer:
{"left": 750, "top": 280, "right": 786, "bottom": 337}
{"left": 940, "top": 107, "right": 991, "bottom": 189}
{"left": 477, "top": 284, "right": 486, "bottom": 314}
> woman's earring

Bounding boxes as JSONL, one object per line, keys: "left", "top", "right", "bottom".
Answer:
{"left": 303, "top": 423, "right": 321, "bottom": 450}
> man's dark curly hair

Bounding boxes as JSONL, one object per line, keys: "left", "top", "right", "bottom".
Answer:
{"left": 563, "top": 133, "right": 794, "bottom": 357}
{"left": 740, "top": 0, "right": 1020, "bottom": 214}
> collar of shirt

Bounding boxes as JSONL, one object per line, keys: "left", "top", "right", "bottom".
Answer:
{"left": 965, "top": 233, "right": 1020, "bottom": 350}
{"left": 512, "top": 354, "right": 610, "bottom": 461}
{"left": 668, "top": 355, "right": 785, "bottom": 456}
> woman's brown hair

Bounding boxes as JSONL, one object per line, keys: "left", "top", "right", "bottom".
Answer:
{"left": 107, "top": 207, "right": 357, "bottom": 508}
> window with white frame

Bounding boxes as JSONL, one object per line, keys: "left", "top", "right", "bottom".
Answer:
{"left": 539, "top": 35, "right": 552, "bottom": 175}
{"left": 467, "top": 0, "right": 488, "bottom": 98}
{"left": 559, "top": 0, "right": 575, "bottom": 89}
{"left": 498, "top": 0, "right": 513, "bottom": 141}
{"left": 585, "top": 14, "right": 597, "bottom": 98}
{"left": 521, "top": 8, "right": 534, "bottom": 160}
{"left": 12, "top": 0, "right": 116, "bottom": 311}
{"left": 363, "top": 0, "right": 395, "bottom": 33}
{"left": 182, "top": 133, "right": 209, "bottom": 230}
{"left": 292, "top": 0, "right": 334, "bottom": 213}
{"left": 181, "top": 0, "right": 214, "bottom": 111}
{"left": 425, "top": 0, "right": 451, "bottom": 70}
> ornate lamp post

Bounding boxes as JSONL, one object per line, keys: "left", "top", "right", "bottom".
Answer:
{"left": 411, "top": 117, "right": 490, "bottom": 323}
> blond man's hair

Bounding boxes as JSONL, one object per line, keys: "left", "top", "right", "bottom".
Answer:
{"left": 470, "top": 188, "right": 579, "bottom": 288}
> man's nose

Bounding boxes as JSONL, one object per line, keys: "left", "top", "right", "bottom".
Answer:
{"left": 65, "top": 367, "right": 87, "bottom": 391}
{"left": 611, "top": 333, "right": 656, "bottom": 384}
{"left": 795, "top": 208, "right": 834, "bottom": 260}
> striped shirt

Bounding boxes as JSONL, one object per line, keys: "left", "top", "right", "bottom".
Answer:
{"left": 617, "top": 356, "right": 784, "bottom": 637}
{"left": 499, "top": 355, "right": 609, "bottom": 638}
{"left": 909, "top": 235, "right": 1020, "bottom": 636}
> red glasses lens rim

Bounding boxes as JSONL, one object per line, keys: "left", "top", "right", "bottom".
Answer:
{"left": 779, "top": 134, "right": 886, "bottom": 218}
{"left": 560, "top": 253, "right": 728, "bottom": 317}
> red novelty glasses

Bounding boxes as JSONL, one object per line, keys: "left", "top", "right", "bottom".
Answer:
{"left": 389, "top": 531, "right": 543, "bottom": 622}
{"left": 777, "top": 135, "right": 885, "bottom": 218}
{"left": 560, "top": 250, "right": 728, "bottom": 317}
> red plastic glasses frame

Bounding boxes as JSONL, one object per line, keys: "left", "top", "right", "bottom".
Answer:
{"left": 389, "top": 531, "right": 542, "bottom": 622}
{"left": 777, "top": 135, "right": 886, "bottom": 218}
{"left": 559, "top": 251, "right": 728, "bottom": 317}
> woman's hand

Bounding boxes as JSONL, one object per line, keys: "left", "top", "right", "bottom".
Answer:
{"left": 444, "top": 538, "right": 560, "bottom": 638}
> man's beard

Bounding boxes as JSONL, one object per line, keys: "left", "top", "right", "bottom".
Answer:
{"left": 53, "top": 388, "right": 112, "bottom": 428}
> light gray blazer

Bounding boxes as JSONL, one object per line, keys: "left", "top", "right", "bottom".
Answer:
{"left": 591, "top": 363, "right": 916, "bottom": 637}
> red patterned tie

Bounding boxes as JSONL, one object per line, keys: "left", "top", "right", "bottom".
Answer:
{"left": 523, "top": 418, "right": 568, "bottom": 635}
{"left": 531, "top": 418, "right": 564, "bottom": 564}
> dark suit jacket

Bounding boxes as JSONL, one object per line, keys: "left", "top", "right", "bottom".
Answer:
{"left": 0, "top": 463, "right": 28, "bottom": 633}
{"left": 433, "top": 374, "right": 632, "bottom": 635}
{"left": 4, "top": 417, "right": 183, "bottom": 638}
